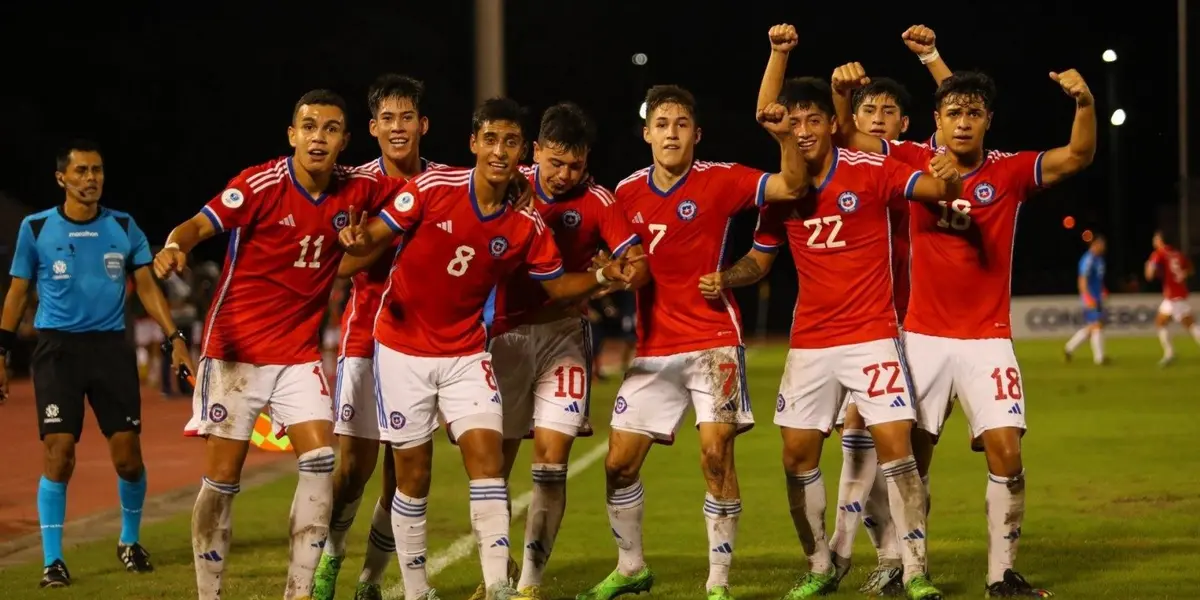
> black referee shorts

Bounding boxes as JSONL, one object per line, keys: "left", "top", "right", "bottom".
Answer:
{"left": 32, "top": 330, "right": 142, "bottom": 440}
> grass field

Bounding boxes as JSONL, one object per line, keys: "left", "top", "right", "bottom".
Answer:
{"left": 2, "top": 337, "right": 1199, "bottom": 599}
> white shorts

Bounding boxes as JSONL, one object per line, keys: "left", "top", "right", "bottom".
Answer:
{"left": 1159, "top": 299, "right": 1194, "bottom": 322}
{"left": 134, "top": 319, "right": 163, "bottom": 347}
{"left": 184, "top": 358, "right": 334, "bottom": 440}
{"left": 374, "top": 343, "right": 503, "bottom": 447}
{"left": 610, "top": 345, "right": 754, "bottom": 444}
{"left": 903, "top": 332, "right": 1027, "bottom": 440}
{"left": 775, "top": 338, "right": 915, "bottom": 434}
{"left": 333, "top": 357, "right": 379, "bottom": 440}
{"left": 491, "top": 317, "right": 592, "bottom": 440}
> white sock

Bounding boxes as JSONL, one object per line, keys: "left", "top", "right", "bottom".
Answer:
{"left": 986, "top": 471, "right": 1026, "bottom": 584}
{"left": 391, "top": 491, "right": 430, "bottom": 598}
{"left": 192, "top": 477, "right": 238, "bottom": 600}
{"left": 704, "top": 493, "right": 742, "bottom": 591}
{"left": 286, "top": 447, "right": 335, "bottom": 599}
{"left": 786, "top": 468, "right": 831, "bottom": 574}
{"left": 1190, "top": 323, "right": 1200, "bottom": 344}
{"left": 863, "top": 467, "right": 900, "bottom": 566}
{"left": 1158, "top": 327, "right": 1174, "bottom": 358}
{"left": 607, "top": 480, "right": 646, "bottom": 576}
{"left": 829, "top": 430, "right": 875, "bottom": 562}
{"left": 325, "top": 493, "right": 364, "bottom": 558}
{"left": 360, "top": 497, "right": 395, "bottom": 585}
{"left": 880, "top": 456, "right": 928, "bottom": 583}
{"left": 1090, "top": 329, "right": 1105, "bottom": 364}
{"left": 469, "top": 478, "right": 512, "bottom": 588}
{"left": 519, "top": 463, "right": 568, "bottom": 588}
{"left": 1064, "top": 328, "right": 1089, "bottom": 353}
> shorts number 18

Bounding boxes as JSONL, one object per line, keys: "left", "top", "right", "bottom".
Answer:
{"left": 990, "top": 367, "right": 1023, "bottom": 400}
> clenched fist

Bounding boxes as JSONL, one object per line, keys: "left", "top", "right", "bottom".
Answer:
{"left": 1050, "top": 69, "right": 1093, "bottom": 108}
{"left": 831, "top": 62, "right": 870, "bottom": 96}
{"left": 768, "top": 24, "right": 798, "bottom": 53}
{"left": 698, "top": 272, "right": 724, "bottom": 300}
{"left": 153, "top": 246, "right": 187, "bottom": 279}
{"left": 901, "top": 25, "right": 937, "bottom": 55}
{"left": 757, "top": 102, "right": 792, "bottom": 139}
{"left": 928, "top": 153, "right": 961, "bottom": 183}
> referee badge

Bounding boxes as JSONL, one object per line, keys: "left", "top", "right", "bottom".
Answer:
{"left": 103, "top": 252, "right": 124, "bottom": 281}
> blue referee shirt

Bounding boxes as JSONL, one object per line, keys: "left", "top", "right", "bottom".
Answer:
{"left": 9, "top": 206, "right": 153, "bottom": 332}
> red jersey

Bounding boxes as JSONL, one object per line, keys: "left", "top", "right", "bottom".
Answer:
{"left": 489, "top": 166, "right": 640, "bottom": 336}
{"left": 616, "top": 161, "right": 769, "bottom": 356}
{"left": 1149, "top": 246, "right": 1191, "bottom": 300}
{"left": 373, "top": 168, "right": 565, "bottom": 357}
{"left": 753, "top": 148, "right": 921, "bottom": 349}
{"left": 199, "top": 157, "right": 404, "bottom": 364}
{"left": 886, "top": 141, "right": 1046, "bottom": 339}
{"left": 338, "top": 157, "right": 447, "bottom": 359}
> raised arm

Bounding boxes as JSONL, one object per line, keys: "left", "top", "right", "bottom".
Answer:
{"left": 1038, "top": 69, "right": 1097, "bottom": 187}
{"left": 831, "top": 63, "right": 889, "bottom": 154}
{"left": 758, "top": 103, "right": 809, "bottom": 202}
{"left": 757, "top": 24, "right": 798, "bottom": 113}
{"left": 902, "top": 25, "right": 953, "bottom": 87}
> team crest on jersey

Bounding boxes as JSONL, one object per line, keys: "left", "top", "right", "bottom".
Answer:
{"left": 340, "top": 404, "right": 355, "bottom": 422}
{"left": 973, "top": 182, "right": 996, "bottom": 204}
{"left": 389, "top": 411, "right": 406, "bottom": 429}
{"left": 562, "top": 209, "right": 582, "bottom": 228}
{"left": 489, "top": 236, "right": 509, "bottom": 257}
{"left": 614, "top": 396, "right": 628, "bottom": 414}
{"left": 209, "top": 403, "right": 228, "bottom": 423}
{"left": 103, "top": 252, "right": 124, "bottom": 281}
{"left": 676, "top": 199, "right": 698, "bottom": 221}
{"left": 837, "top": 191, "right": 860, "bottom": 214}
{"left": 393, "top": 192, "right": 415, "bottom": 213}
{"left": 332, "top": 210, "right": 350, "bottom": 231}
{"left": 220, "top": 188, "right": 244, "bottom": 209}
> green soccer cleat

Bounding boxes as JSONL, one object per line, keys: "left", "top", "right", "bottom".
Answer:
{"left": 707, "top": 584, "right": 736, "bottom": 600}
{"left": 904, "top": 574, "right": 942, "bottom": 600}
{"left": 313, "top": 553, "right": 343, "bottom": 600}
{"left": 354, "top": 581, "right": 384, "bottom": 600}
{"left": 575, "top": 566, "right": 656, "bottom": 600}
{"left": 858, "top": 564, "right": 904, "bottom": 596}
{"left": 780, "top": 569, "right": 838, "bottom": 599}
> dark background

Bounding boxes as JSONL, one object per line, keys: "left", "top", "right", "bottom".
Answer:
{"left": 1, "top": 1, "right": 1194, "bottom": 334}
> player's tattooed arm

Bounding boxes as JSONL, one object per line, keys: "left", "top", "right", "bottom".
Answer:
{"left": 155, "top": 213, "right": 217, "bottom": 279}
{"left": 1038, "top": 69, "right": 1097, "bottom": 187}
{"left": 699, "top": 249, "right": 777, "bottom": 300}
{"left": 830, "top": 63, "right": 889, "bottom": 154}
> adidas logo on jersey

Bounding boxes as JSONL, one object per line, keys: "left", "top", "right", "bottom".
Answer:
{"left": 278, "top": 214, "right": 296, "bottom": 227}
{"left": 437, "top": 221, "right": 453, "bottom": 233}
{"left": 632, "top": 212, "right": 645, "bottom": 224}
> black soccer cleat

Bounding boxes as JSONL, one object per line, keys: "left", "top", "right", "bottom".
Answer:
{"left": 40, "top": 559, "right": 71, "bottom": 588}
{"left": 985, "top": 569, "right": 1053, "bottom": 597}
{"left": 118, "top": 542, "right": 154, "bottom": 573}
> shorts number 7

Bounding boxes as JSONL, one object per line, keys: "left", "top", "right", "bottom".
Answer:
{"left": 862, "top": 361, "right": 905, "bottom": 398}
{"left": 718, "top": 362, "right": 739, "bottom": 399}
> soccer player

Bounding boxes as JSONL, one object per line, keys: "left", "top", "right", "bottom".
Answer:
{"left": 1064, "top": 236, "right": 1108, "bottom": 365}
{"left": 1145, "top": 230, "right": 1200, "bottom": 366}
{"left": 339, "top": 97, "right": 635, "bottom": 600}
{"left": 835, "top": 64, "right": 1096, "bottom": 596}
{"left": 574, "top": 84, "right": 808, "bottom": 600}
{"left": 710, "top": 74, "right": 961, "bottom": 599}
{"left": 314, "top": 73, "right": 446, "bottom": 600}
{"left": 482, "top": 102, "right": 646, "bottom": 599}
{"left": 155, "top": 89, "right": 407, "bottom": 600}
{"left": 0, "top": 139, "right": 196, "bottom": 587}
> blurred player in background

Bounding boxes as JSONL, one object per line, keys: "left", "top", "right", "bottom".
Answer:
{"left": 156, "top": 90, "right": 407, "bottom": 600}
{"left": 339, "top": 97, "right": 635, "bottom": 600}
{"left": 1145, "top": 230, "right": 1199, "bottom": 366}
{"left": 482, "top": 102, "right": 647, "bottom": 599}
{"left": 838, "top": 63, "right": 1094, "bottom": 596}
{"left": 315, "top": 73, "right": 446, "bottom": 600}
{"left": 576, "top": 82, "right": 808, "bottom": 600}
{"left": 1, "top": 139, "right": 195, "bottom": 587}
{"left": 1064, "top": 235, "right": 1107, "bottom": 365}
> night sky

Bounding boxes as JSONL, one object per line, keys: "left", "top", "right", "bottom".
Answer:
{"left": 1, "top": 2, "right": 1193, "bottom": 330}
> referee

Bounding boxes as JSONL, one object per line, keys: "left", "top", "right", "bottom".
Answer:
{"left": 0, "top": 140, "right": 196, "bottom": 588}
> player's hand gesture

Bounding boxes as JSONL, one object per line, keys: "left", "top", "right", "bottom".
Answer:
{"left": 338, "top": 206, "right": 371, "bottom": 252}
{"left": 831, "top": 62, "right": 870, "bottom": 96}
{"left": 768, "top": 24, "right": 798, "bottom": 53}
{"left": 153, "top": 245, "right": 188, "bottom": 279}
{"left": 901, "top": 25, "right": 937, "bottom": 55}
{"left": 507, "top": 174, "right": 534, "bottom": 211}
{"left": 698, "top": 272, "right": 724, "bottom": 300}
{"left": 928, "top": 153, "right": 962, "bottom": 183}
{"left": 757, "top": 103, "right": 792, "bottom": 140}
{"left": 168, "top": 336, "right": 197, "bottom": 385}
{"left": 1050, "top": 69, "right": 1094, "bottom": 108}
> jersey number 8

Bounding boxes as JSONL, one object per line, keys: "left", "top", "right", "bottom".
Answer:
{"left": 937, "top": 199, "right": 972, "bottom": 231}
{"left": 447, "top": 245, "right": 476, "bottom": 277}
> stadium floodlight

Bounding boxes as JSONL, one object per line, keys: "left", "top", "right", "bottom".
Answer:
{"left": 632, "top": 52, "right": 648, "bottom": 66}
{"left": 1102, "top": 49, "right": 1118, "bottom": 63}
{"left": 1110, "top": 108, "right": 1127, "bottom": 126}
{"left": 639, "top": 101, "right": 648, "bottom": 120}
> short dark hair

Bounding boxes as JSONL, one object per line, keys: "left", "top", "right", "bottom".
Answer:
{"left": 367, "top": 74, "right": 426, "bottom": 117}
{"left": 538, "top": 102, "right": 596, "bottom": 155}
{"left": 779, "top": 77, "right": 835, "bottom": 117}
{"left": 56, "top": 139, "right": 102, "bottom": 172}
{"left": 472, "top": 97, "right": 526, "bottom": 135}
{"left": 644, "top": 85, "right": 697, "bottom": 123}
{"left": 292, "top": 89, "right": 348, "bottom": 122}
{"left": 934, "top": 71, "right": 997, "bottom": 111}
{"left": 852, "top": 77, "right": 912, "bottom": 116}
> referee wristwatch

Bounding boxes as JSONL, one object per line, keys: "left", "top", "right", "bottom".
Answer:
{"left": 161, "top": 329, "right": 188, "bottom": 355}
